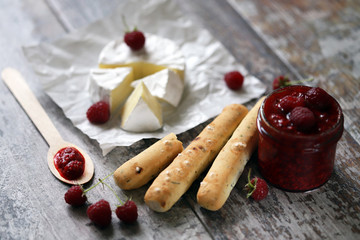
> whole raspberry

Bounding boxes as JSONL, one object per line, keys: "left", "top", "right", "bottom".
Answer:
{"left": 245, "top": 170, "right": 269, "bottom": 201}
{"left": 305, "top": 87, "right": 331, "bottom": 110}
{"left": 276, "top": 95, "right": 305, "bottom": 113}
{"left": 86, "top": 101, "right": 110, "bottom": 124}
{"left": 124, "top": 30, "right": 145, "bottom": 51}
{"left": 289, "top": 106, "right": 316, "bottom": 132}
{"left": 224, "top": 71, "right": 244, "bottom": 90}
{"left": 87, "top": 199, "right": 112, "bottom": 227}
{"left": 64, "top": 185, "right": 87, "bottom": 206}
{"left": 116, "top": 200, "right": 138, "bottom": 223}
{"left": 272, "top": 75, "right": 290, "bottom": 90}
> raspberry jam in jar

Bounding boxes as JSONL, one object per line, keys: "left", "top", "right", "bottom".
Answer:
{"left": 54, "top": 147, "right": 85, "bottom": 180}
{"left": 257, "top": 85, "right": 344, "bottom": 191}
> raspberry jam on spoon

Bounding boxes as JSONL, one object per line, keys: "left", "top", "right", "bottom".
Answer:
{"left": 2, "top": 68, "right": 94, "bottom": 185}
{"left": 257, "top": 85, "right": 344, "bottom": 191}
{"left": 54, "top": 147, "right": 85, "bottom": 180}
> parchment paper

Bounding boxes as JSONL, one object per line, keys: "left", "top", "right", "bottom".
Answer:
{"left": 23, "top": 0, "right": 266, "bottom": 155}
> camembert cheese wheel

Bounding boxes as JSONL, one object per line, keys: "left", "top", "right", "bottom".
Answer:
{"left": 98, "top": 33, "right": 185, "bottom": 80}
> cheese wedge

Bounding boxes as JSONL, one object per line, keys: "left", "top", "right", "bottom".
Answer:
{"left": 131, "top": 69, "right": 184, "bottom": 107}
{"left": 88, "top": 67, "right": 134, "bottom": 114}
{"left": 121, "top": 82, "right": 163, "bottom": 132}
{"left": 98, "top": 33, "right": 185, "bottom": 81}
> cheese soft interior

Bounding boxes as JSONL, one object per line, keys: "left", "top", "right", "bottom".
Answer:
{"left": 131, "top": 69, "right": 184, "bottom": 107}
{"left": 88, "top": 67, "right": 134, "bottom": 114}
{"left": 121, "top": 81, "right": 163, "bottom": 132}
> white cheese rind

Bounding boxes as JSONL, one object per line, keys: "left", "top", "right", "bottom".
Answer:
{"left": 131, "top": 69, "right": 184, "bottom": 107}
{"left": 88, "top": 67, "right": 134, "bottom": 113}
{"left": 98, "top": 33, "right": 185, "bottom": 80}
{"left": 121, "top": 82, "right": 163, "bottom": 132}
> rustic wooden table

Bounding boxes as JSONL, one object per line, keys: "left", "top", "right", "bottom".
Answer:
{"left": 1, "top": 0, "right": 359, "bottom": 239}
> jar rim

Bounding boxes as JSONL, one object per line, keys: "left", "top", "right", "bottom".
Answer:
{"left": 259, "top": 86, "right": 344, "bottom": 140}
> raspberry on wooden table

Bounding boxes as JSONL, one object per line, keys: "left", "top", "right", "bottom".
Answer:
{"left": 245, "top": 169, "right": 269, "bottom": 201}
{"left": 272, "top": 75, "right": 290, "bottom": 90}
{"left": 116, "top": 200, "right": 138, "bottom": 223}
{"left": 64, "top": 185, "right": 87, "bottom": 206}
{"left": 87, "top": 199, "right": 112, "bottom": 227}
{"left": 248, "top": 177, "right": 269, "bottom": 201}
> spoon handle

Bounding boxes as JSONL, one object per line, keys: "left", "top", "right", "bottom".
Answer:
{"left": 1, "top": 68, "right": 63, "bottom": 147}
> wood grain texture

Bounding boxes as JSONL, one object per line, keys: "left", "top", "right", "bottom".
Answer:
{"left": 1, "top": 1, "right": 210, "bottom": 239}
{"left": 1, "top": 68, "right": 94, "bottom": 185}
{"left": 1, "top": 0, "right": 359, "bottom": 239}
{"left": 228, "top": 0, "right": 360, "bottom": 144}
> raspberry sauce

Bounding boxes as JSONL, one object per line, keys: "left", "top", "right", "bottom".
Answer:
{"left": 257, "top": 85, "right": 343, "bottom": 191}
{"left": 54, "top": 147, "right": 85, "bottom": 180}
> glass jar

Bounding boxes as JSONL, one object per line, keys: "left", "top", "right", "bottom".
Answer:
{"left": 257, "top": 85, "right": 344, "bottom": 191}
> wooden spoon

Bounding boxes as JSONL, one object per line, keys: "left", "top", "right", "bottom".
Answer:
{"left": 1, "top": 67, "right": 94, "bottom": 185}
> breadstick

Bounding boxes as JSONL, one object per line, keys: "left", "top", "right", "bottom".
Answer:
{"left": 144, "top": 104, "right": 249, "bottom": 212}
{"left": 113, "top": 133, "right": 183, "bottom": 190}
{"left": 197, "top": 97, "right": 265, "bottom": 211}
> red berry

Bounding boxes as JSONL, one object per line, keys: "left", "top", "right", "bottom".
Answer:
{"left": 246, "top": 177, "right": 269, "bottom": 201}
{"left": 224, "top": 71, "right": 244, "bottom": 90}
{"left": 87, "top": 199, "right": 112, "bottom": 227}
{"left": 289, "top": 106, "right": 316, "bottom": 132}
{"left": 273, "top": 75, "right": 290, "bottom": 90}
{"left": 54, "top": 147, "right": 85, "bottom": 180}
{"left": 305, "top": 87, "right": 331, "bottom": 110}
{"left": 276, "top": 95, "right": 305, "bottom": 113}
{"left": 124, "top": 30, "right": 145, "bottom": 51}
{"left": 63, "top": 161, "right": 85, "bottom": 180}
{"left": 116, "top": 200, "right": 138, "bottom": 223}
{"left": 86, "top": 101, "right": 110, "bottom": 124}
{"left": 64, "top": 185, "right": 87, "bottom": 206}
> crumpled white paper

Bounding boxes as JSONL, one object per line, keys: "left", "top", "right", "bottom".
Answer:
{"left": 23, "top": 0, "right": 266, "bottom": 155}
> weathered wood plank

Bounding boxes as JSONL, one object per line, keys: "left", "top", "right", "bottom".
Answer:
{"left": 177, "top": 0, "right": 298, "bottom": 94}
{"left": 0, "top": 0, "right": 212, "bottom": 239}
{"left": 1, "top": 0, "right": 359, "bottom": 239}
{"left": 186, "top": 134, "right": 360, "bottom": 240}
{"left": 196, "top": 0, "right": 360, "bottom": 239}
{"left": 228, "top": 0, "right": 360, "bottom": 145}
{"left": 0, "top": 1, "right": 69, "bottom": 239}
